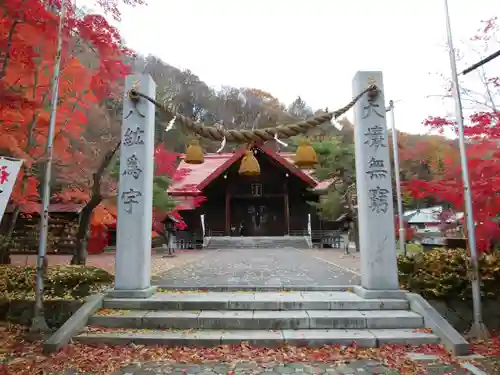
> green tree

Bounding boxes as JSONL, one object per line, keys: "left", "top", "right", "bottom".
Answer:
{"left": 152, "top": 175, "right": 179, "bottom": 254}
{"left": 300, "top": 136, "right": 360, "bottom": 252}
{"left": 152, "top": 176, "right": 177, "bottom": 213}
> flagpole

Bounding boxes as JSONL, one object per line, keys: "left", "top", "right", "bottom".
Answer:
{"left": 443, "top": 0, "right": 489, "bottom": 339}
{"left": 387, "top": 101, "right": 406, "bottom": 256}
{"left": 30, "top": 0, "right": 67, "bottom": 333}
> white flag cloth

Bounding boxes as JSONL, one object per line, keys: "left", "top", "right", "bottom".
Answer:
{"left": 0, "top": 157, "right": 23, "bottom": 223}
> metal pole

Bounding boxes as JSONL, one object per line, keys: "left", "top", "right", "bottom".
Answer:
{"left": 443, "top": 0, "right": 489, "bottom": 339}
{"left": 388, "top": 101, "right": 406, "bottom": 256}
{"left": 30, "top": 0, "right": 67, "bottom": 333}
{"left": 461, "top": 48, "right": 500, "bottom": 76}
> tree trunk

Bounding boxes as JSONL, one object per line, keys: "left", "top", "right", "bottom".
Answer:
{"left": 71, "top": 197, "right": 101, "bottom": 265}
{"left": 71, "top": 141, "right": 121, "bottom": 264}
{"left": 0, "top": 20, "right": 20, "bottom": 80}
{"left": 0, "top": 249, "right": 10, "bottom": 265}
{"left": 0, "top": 205, "right": 21, "bottom": 264}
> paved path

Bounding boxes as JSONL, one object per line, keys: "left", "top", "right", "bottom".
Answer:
{"left": 154, "top": 248, "right": 360, "bottom": 287}
{"left": 305, "top": 248, "right": 361, "bottom": 275}
{"left": 65, "top": 356, "right": 497, "bottom": 374}
{"left": 107, "top": 359, "right": 488, "bottom": 375}
{"left": 111, "top": 361, "right": 400, "bottom": 374}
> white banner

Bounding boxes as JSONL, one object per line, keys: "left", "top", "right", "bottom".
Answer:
{"left": 0, "top": 157, "right": 23, "bottom": 223}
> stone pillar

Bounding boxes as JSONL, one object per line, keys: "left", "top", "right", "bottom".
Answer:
{"left": 109, "top": 74, "right": 156, "bottom": 298}
{"left": 352, "top": 71, "right": 402, "bottom": 298}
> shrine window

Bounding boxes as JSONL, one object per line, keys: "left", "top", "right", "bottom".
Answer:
{"left": 251, "top": 183, "right": 262, "bottom": 197}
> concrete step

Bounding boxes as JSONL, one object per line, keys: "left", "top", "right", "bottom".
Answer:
{"left": 205, "top": 247, "right": 304, "bottom": 249}
{"left": 103, "top": 291, "right": 410, "bottom": 311}
{"left": 75, "top": 328, "right": 439, "bottom": 347}
{"left": 205, "top": 236, "right": 309, "bottom": 249}
{"left": 89, "top": 310, "right": 423, "bottom": 330}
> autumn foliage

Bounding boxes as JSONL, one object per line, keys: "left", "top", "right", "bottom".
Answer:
{"left": 0, "top": 0, "right": 158, "bottom": 230}
{"left": 403, "top": 18, "right": 500, "bottom": 253}
{"left": 0, "top": 0, "right": 138, "bottom": 215}
{"left": 0, "top": 0, "right": 210, "bottom": 262}
{"left": 404, "top": 123, "right": 500, "bottom": 252}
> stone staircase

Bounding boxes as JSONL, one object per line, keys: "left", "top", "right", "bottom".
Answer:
{"left": 75, "top": 290, "right": 440, "bottom": 347}
{"left": 205, "top": 236, "right": 310, "bottom": 249}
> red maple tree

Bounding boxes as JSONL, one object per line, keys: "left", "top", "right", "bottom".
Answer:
{"left": 0, "top": 0, "right": 146, "bottom": 263}
{"left": 404, "top": 18, "right": 500, "bottom": 253}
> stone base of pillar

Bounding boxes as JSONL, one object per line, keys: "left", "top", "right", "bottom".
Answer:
{"left": 106, "top": 286, "right": 156, "bottom": 299}
{"left": 353, "top": 286, "right": 407, "bottom": 300}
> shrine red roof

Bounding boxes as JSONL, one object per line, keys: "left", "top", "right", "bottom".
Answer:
{"left": 168, "top": 147, "right": 334, "bottom": 196}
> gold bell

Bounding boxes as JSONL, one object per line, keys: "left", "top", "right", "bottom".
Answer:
{"left": 185, "top": 139, "right": 204, "bottom": 164}
{"left": 294, "top": 139, "right": 317, "bottom": 168}
{"left": 239, "top": 150, "right": 260, "bottom": 176}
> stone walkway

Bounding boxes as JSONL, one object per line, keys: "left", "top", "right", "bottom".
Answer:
{"left": 111, "top": 361, "right": 400, "bottom": 374}
{"left": 153, "top": 248, "right": 360, "bottom": 287}
{"left": 305, "top": 248, "right": 361, "bottom": 275}
{"left": 55, "top": 356, "right": 499, "bottom": 374}
{"left": 104, "top": 359, "right": 490, "bottom": 375}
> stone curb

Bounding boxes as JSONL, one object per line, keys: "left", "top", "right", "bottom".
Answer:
{"left": 406, "top": 292, "right": 470, "bottom": 356}
{"left": 154, "top": 285, "right": 352, "bottom": 292}
{"left": 43, "top": 293, "right": 104, "bottom": 354}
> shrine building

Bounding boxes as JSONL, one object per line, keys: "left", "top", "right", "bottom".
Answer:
{"left": 168, "top": 143, "right": 349, "bottom": 248}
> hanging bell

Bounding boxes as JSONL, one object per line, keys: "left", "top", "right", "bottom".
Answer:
{"left": 185, "top": 139, "right": 204, "bottom": 164}
{"left": 239, "top": 150, "right": 260, "bottom": 176}
{"left": 294, "top": 139, "right": 317, "bottom": 168}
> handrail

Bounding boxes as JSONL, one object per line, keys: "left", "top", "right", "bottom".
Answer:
{"left": 204, "top": 229, "right": 347, "bottom": 237}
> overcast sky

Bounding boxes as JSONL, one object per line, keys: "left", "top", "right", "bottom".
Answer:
{"left": 79, "top": 0, "right": 500, "bottom": 134}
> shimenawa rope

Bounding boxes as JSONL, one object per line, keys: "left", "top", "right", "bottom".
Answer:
{"left": 128, "top": 84, "right": 378, "bottom": 144}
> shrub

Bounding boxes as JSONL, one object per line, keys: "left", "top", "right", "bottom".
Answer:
{"left": 0, "top": 265, "right": 113, "bottom": 301}
{"left": 398, "top": 248, "right": 500, "bottom": 300}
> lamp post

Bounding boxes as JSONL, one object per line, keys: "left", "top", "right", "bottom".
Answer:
{"left": 443, "top": 0, "right": 489, "bottom": 339}
{"left": 387, "top": 101, "right": 406, "bottom": 256}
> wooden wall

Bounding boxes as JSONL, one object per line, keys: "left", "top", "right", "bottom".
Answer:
{"left": 198, "top": 149, "right": 315, "bottom": 236}
{"left": 1, "top": 213, "right": 80, "bottom": 254}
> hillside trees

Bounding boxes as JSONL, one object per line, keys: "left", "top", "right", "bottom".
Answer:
{"left": 288, "top": 96, "right": 313, "bottom": 119}
{"left": 130, "top": 54, "right": 314, "bottom": 153}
